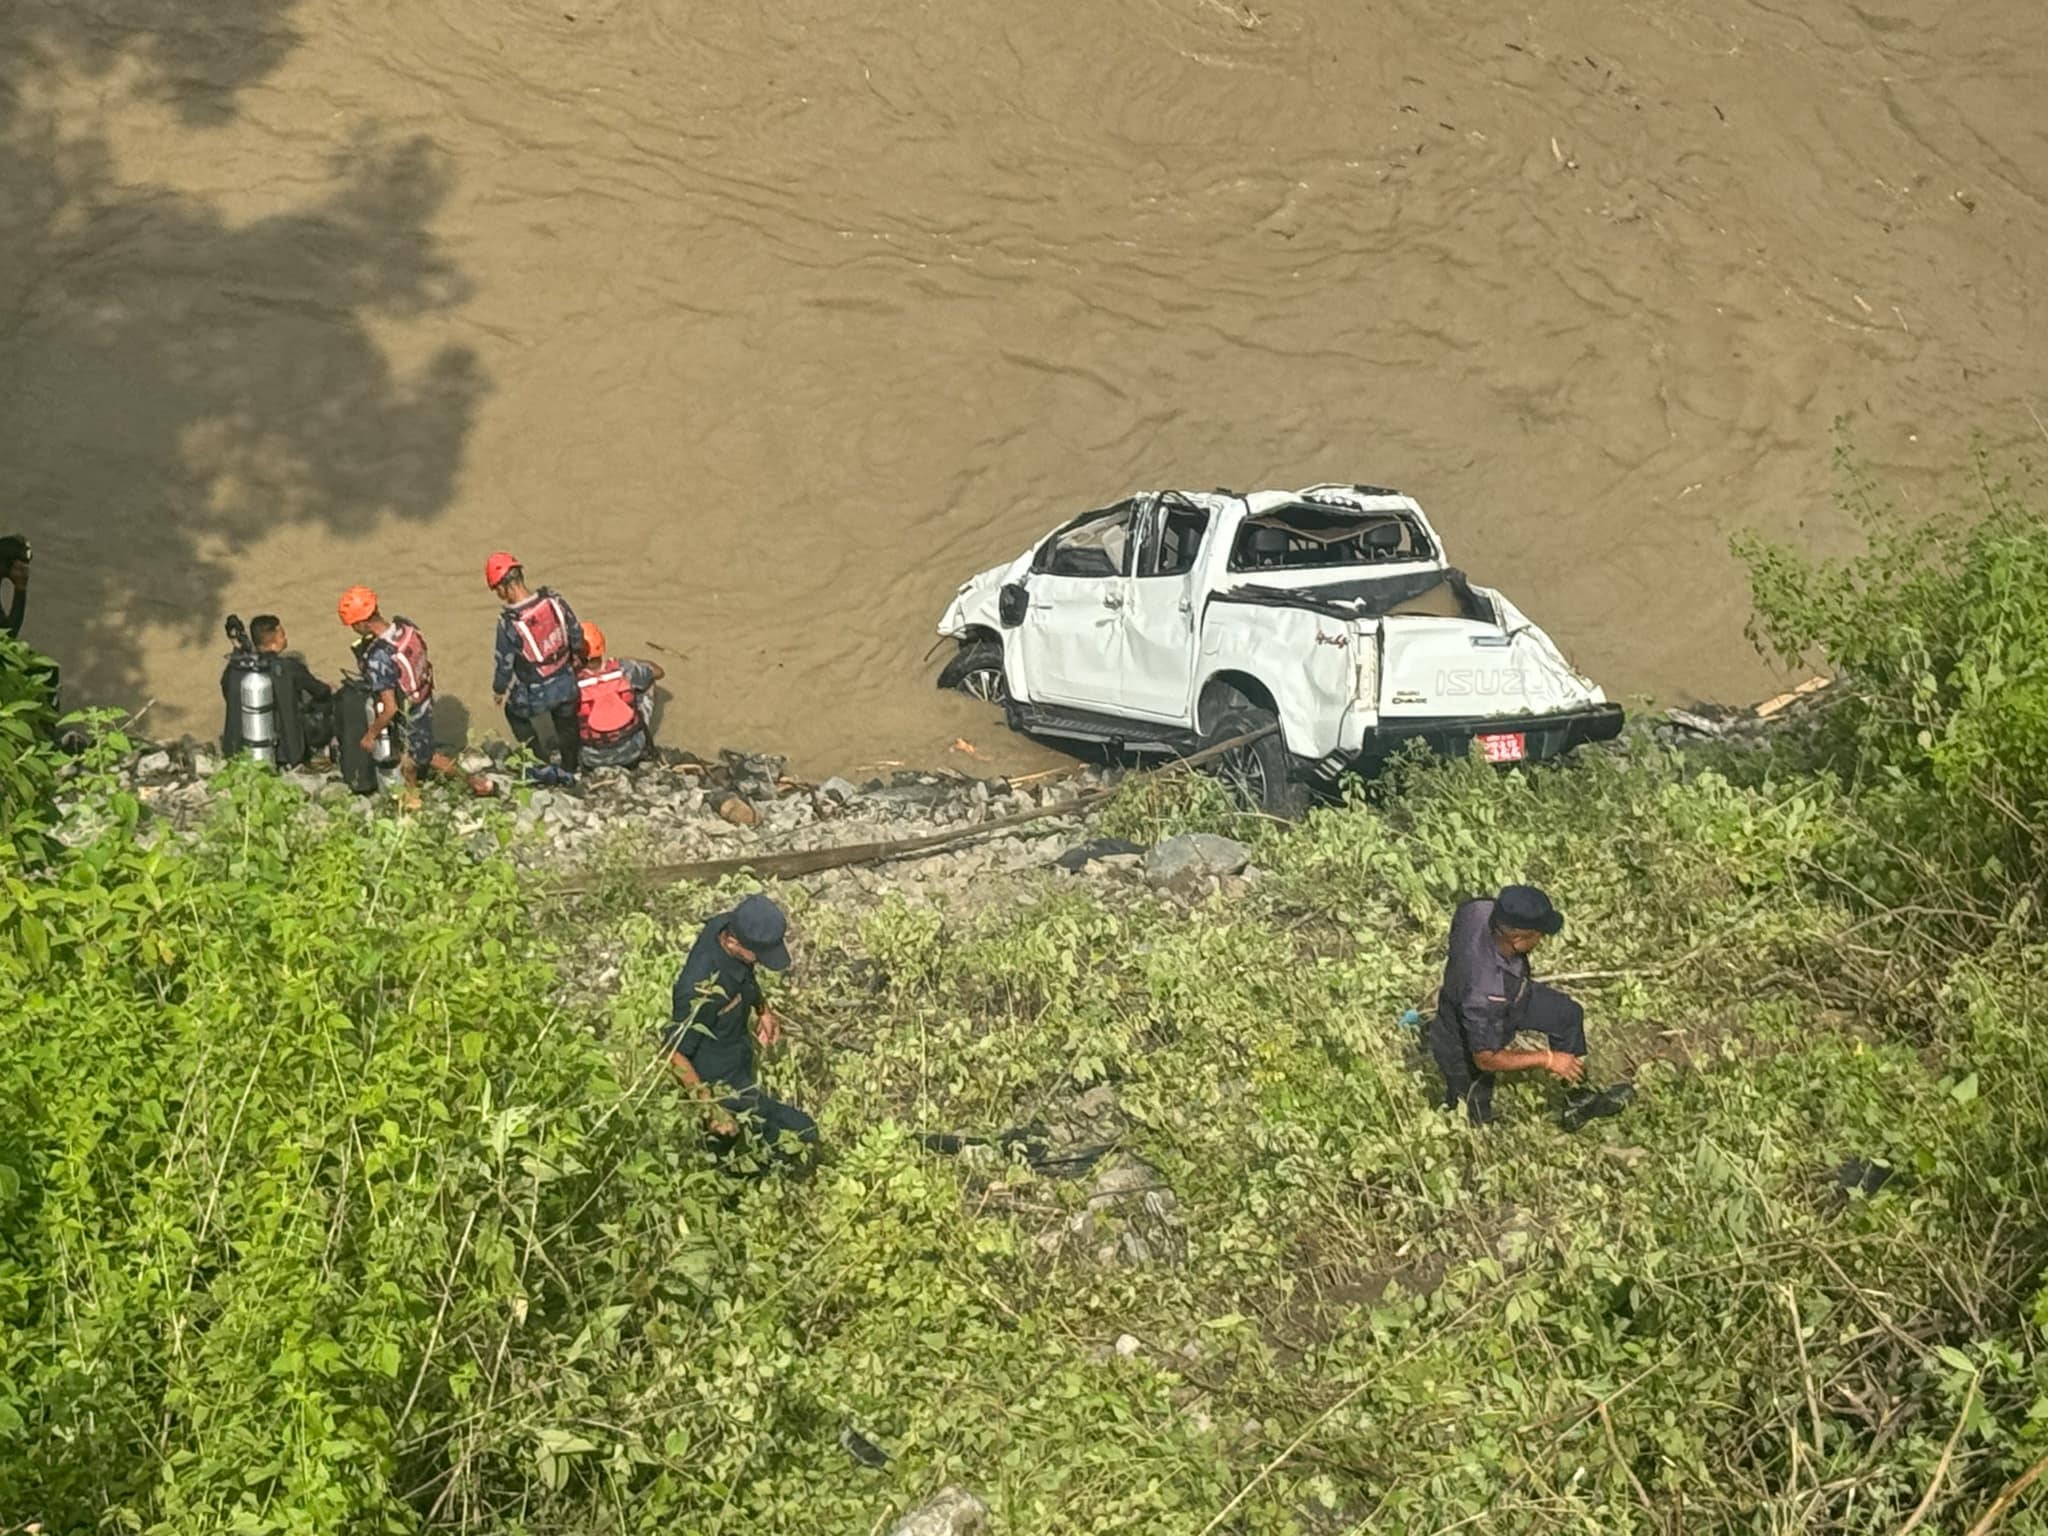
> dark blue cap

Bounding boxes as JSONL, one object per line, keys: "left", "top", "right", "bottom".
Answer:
{"left": 728, "top": 893, "right": 790, "bottom": 971}
{"left": 1493, "top": 884, "right": 1563, "bottom": 935}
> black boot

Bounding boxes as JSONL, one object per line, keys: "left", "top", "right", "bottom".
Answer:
{"left": 1561, "top": 1082, "right": 1636, "bottom": 1132}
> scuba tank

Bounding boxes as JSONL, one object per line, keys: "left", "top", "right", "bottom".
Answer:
{"left": 353, "top": 635, "right": 399, "bottom": 767}
{"left": 222, "top": 615, "right": 280, "bottom": 766}
{"left": 237, "top": 667, "right": 280, "bottom": 765}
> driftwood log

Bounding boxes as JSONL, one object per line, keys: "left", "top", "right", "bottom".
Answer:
{"left": 555, "top": 726, "right": 1276, "bottom": 892}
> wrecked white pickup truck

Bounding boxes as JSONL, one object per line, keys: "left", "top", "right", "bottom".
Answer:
{"left": 935, "top": 484, "right": 1622, "bottom": 813}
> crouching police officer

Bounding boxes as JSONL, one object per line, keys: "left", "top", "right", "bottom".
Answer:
{"left": 1429, "top": 884, "right": 1605, "bottom": 1127}
{"left": 664, "top": 894, "right": 818, "bottom": 1167}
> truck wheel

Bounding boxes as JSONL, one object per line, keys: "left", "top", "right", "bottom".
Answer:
{"left": 1203, "top": 705, "right": 1309, "bottom": 819}
{"left": 938, "top": 638, "right": 1009, "bottom": 704}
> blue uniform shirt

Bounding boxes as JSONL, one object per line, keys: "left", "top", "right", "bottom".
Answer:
{"left": 359, "top": 637, "right": 401, "bottom": 698}
{"left": 666, "top": 911, "right": 764, "bottom": 1091}
{"left": 1434, "top": 898, "right": 1533, "bottom": 1055}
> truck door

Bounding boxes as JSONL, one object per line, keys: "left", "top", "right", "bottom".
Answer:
{"left": 1116, "top": 495, "right": 1209, "bottom": 723}
{"left": 1015, "top": 499, "right": 1138, "bottom": 710}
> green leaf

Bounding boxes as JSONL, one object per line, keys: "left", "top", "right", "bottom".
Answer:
{"left": 19, "top": 912, "right": 47, "bottom": 971}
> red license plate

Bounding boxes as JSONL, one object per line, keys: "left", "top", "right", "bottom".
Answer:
{"left": 1479, "top": 732, "right": 1526, "bottom": 763}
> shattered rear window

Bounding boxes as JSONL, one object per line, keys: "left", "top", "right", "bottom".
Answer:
{"left": 1229, "top": 504, "right": 1435, "bottom": 572}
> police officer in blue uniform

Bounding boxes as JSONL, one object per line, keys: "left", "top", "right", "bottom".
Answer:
{"left": 665, "top": 894, "right": 818, "bottom": 1166}
{"left": 1429, "top": 884, "right": 1598, "bottom": 1126}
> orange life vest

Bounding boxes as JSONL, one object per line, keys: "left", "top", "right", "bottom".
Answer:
{"left": 507, "top": 591, "right": 573, "bottom": 679}
{"left": 385, "top": 619, "right": 434, "bottom": 706}
{"left": 576, "top": 662, "right": 641, "bottom": 743}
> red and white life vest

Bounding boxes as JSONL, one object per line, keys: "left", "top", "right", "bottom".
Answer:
{"left": 577, "top": 663, "right": 641, "bottom": 743}
{"left": 384, "top": 620, "right": 434, "bottom": 705}
{"left": 507, "top": 591, "right": 573, "bottom": 679}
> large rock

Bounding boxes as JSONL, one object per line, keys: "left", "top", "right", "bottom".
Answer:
{"left": 888, "top": 1487, "right": 988, "bottom": 1536}
{"left": 1088, "top": 1154, "right": 1160, "bottom": 1209}
{"left": 1143, "top": 833, "right": 1251, "bottom": 894}
{"left": 720, "top": 748, "right": 787, "bottom": 800}
{"left": 1055, "top": 837, "right": 1148, "bottom": 873}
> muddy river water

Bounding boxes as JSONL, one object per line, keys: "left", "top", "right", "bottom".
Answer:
{"left": 3, "top": 0, "right": 2044, "bottom": 775}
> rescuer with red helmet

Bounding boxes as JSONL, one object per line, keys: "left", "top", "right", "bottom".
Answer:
{"left": 338, "top": 585, "right": 493, "bottom": 801}
{"left": 484, "top": 551, "right": 586, "bottom": 786}
{"left": 572, "top": 622, "right": 665, "bottom": 771}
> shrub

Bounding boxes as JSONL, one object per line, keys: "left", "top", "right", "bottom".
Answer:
{"left": 1735, "top": 456, "right": 2048, "bottom": 894}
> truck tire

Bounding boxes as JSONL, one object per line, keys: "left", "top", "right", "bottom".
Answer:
{"left": 1203, "top": 704, "right": 1309, "bottom": 819}
{"left": 937, "top": 638, "right": 1009, "bottom": 704}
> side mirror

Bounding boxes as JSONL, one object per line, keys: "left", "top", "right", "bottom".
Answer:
{"left": 998, "top": 582, "right": 1029, "bottom": 628}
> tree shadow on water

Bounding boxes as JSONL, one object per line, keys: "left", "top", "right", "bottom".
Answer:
{"left": 0, "top": 0, "right": 485, "bottom": 714}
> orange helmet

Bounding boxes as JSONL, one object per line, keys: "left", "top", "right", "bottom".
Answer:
{"left": 337, "top": 586, "right": 378, "bottom": 625}
{"left": 484, "top": 551, "right": 519, "bottom": 588}
{"left": 580, "top": 622, "right": 606, "bottom": 661}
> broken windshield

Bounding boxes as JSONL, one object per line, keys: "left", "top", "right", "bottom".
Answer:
{"left": 1228, "top": 504, "right": 1435, "bottom": 573}
{"left": 1033, "top": 499, "right": 1138, "bottom": 579}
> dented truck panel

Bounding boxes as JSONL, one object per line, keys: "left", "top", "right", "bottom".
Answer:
{"left": 938, "top": 554, "right": 1027, "bottom": 641}
{"left": 1196, "top": 601, "right": 1366, "bottom": 760}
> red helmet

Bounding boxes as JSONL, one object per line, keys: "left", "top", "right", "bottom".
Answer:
{"left": 579, "top": 622, "right": 606, "bottom": 661}
{"left": 483, "top": 551, "right": 520, "bottom": 588}
{"left": 337, "top": 586, "right": 378, "bottom": 625}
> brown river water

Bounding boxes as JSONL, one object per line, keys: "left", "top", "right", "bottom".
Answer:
{"left": 3, "top": 0, "right": 2045, "bottom": 777}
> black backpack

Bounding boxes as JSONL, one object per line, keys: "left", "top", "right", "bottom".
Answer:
{"left": 335, "top": 680, "right": 380, "bottom": 795}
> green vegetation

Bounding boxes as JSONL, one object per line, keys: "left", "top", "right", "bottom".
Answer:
{"left": 3, "top": 473, "right": 2048, "bottom": 1533}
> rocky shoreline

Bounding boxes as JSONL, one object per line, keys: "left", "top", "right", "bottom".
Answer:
{"left": 61, "top": 678, "right": 1831, "bottom": 910}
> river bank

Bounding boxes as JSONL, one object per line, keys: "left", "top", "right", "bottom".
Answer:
{"left": 71, "top": 679, "right": 1829, "bottom": 912}
{"left": 14, "top": 641, "right": 2039, "bottom": 1533}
